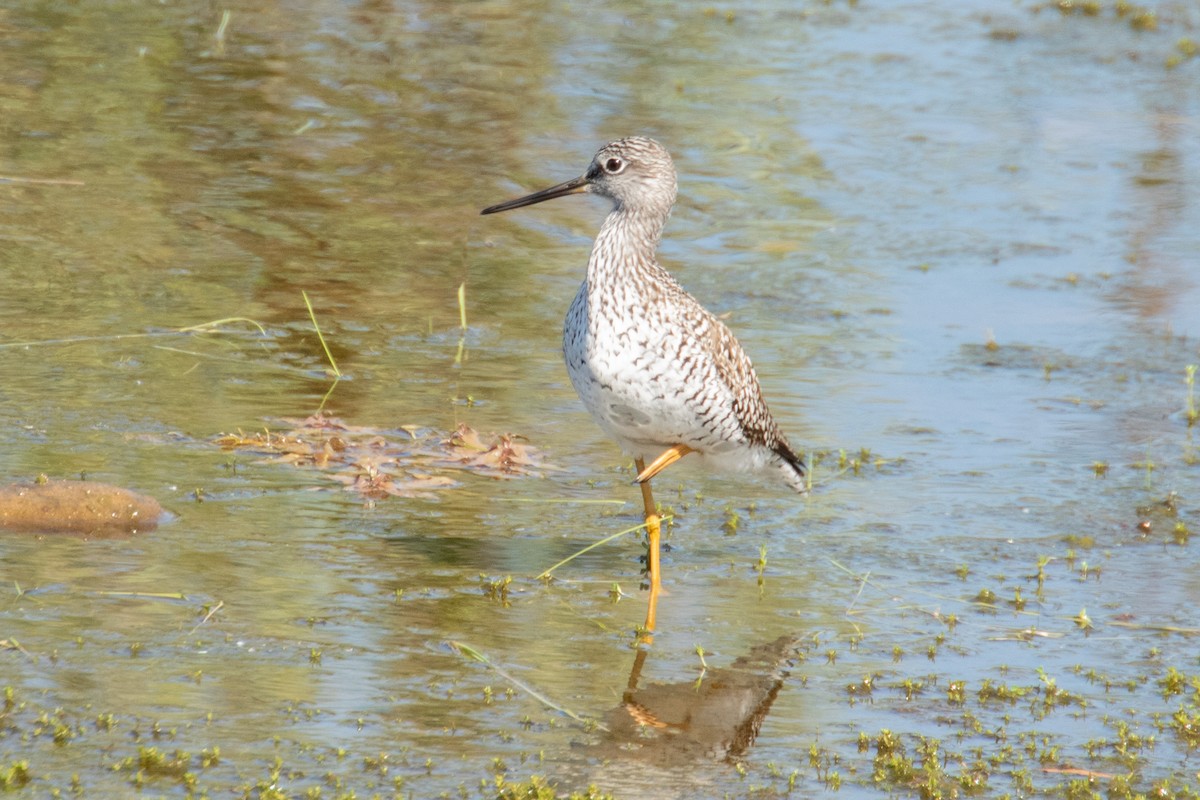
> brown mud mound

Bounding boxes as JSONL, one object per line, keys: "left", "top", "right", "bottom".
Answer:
{"left": 0, "top": 479, "right": 164, "bottom": 535}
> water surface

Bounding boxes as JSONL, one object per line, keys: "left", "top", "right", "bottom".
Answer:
{"left": 2, "top": 1, "right": 1198, "bottom": 797}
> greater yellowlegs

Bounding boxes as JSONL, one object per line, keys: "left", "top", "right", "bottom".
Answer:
{"left": 482, "top": 136, "right": 805, "bottom": 629}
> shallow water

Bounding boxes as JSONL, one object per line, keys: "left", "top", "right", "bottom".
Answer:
{"left": 2, "top": 1, "right": 1199, "bottom": 797}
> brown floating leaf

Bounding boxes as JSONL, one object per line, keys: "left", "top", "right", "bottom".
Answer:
{"left": 329, "top": 467, "right": 457, "bottom": 499}
{"left": 462, "top": 434, "right": 539, "bottom": 475}
{"left": 443, "top": 424, "right": 541, "bottom": 476}
{"left": 214, "top": 429, "right": 311, "bottom": 456}
{"left": 444, "top": 423, "right": 488, "bottom": 452}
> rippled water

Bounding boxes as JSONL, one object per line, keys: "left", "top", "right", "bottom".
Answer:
{"left": 2, "top": 1, "right": 1198, "bottom": 797}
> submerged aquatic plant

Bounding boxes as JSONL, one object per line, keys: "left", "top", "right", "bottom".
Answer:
{"left": 1186, "top": 364, "right": 1197, "bottom": 427}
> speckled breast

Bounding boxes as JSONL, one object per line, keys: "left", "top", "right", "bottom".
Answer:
{"left": 562, "top": 281, "right": 747, "bottom": 462}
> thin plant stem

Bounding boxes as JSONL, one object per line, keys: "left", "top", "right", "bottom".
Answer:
{"left": 302, "top": 290, "right": 341, "bottom": 377}
{"left": 537, "top": 515, "right": 673, "bottom": 580}
{"left": 446, "top": 640, "right": 608, "bottom": 731}
{"left": 0, "top": 317, "right": 267, "bottom": 350}
{"left": 454, "top": 282, "right": 468, "bottom": 366}
{"left": 1186, "top": 364, "right": 1197, "bottom": 426}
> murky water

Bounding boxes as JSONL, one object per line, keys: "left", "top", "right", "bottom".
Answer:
{"left": 2, "top": 1, "right": 1199, "bottom": 797}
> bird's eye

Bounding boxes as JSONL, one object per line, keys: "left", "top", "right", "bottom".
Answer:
{"left": 604, "top": 157, "right": 624, "bottom": 174}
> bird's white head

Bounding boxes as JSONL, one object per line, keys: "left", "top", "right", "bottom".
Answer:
{"left": 481, "top": 136, "right": 678, "bottom": 220}
{"left": 584, "top": 136, "right": 678, "bottom": 217}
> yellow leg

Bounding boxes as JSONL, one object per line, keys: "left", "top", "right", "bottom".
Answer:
{"left": 634, "top": 458, "right": 662, "bottom": 636}
{"left": 635, "top": 443, "right": 694, "bottom": 484}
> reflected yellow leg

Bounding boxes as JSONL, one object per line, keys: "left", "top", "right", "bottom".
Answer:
{"left": 634, "top": 457, "right": 662, "bottom": 635}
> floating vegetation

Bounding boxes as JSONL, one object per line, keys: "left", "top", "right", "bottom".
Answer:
{"left": 1168, "top": 37, "right": 1199, "bottom": 68}
{"left": 493, "top": 775, "right": 616, "bottom": 800}
{"left": 1021, "top": 0, "right": 1200, "bottom": 67}
{"left": 215, "top": 415, "right": 546, "bottom": 500}
{"left": 1030, "top": 0, "right": 1160, "bottom": 31}
{"left": 0, "top": 762, "right": 31, "bottom": 790}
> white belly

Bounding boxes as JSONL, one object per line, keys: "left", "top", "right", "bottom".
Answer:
{"left": 562, "top": 281, "right": 762, "bottom": 469}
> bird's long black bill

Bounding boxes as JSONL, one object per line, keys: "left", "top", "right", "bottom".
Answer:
{"left": 480, "top": 175, "right": 589, "bottom": 215}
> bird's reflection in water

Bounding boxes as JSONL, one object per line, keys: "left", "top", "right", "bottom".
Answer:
{"left": 594, "top": 634, "right": 801, "bottom": 766}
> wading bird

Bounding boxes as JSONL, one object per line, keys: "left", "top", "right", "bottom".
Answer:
{"left": 482, "top": 136, "right": 805, "bottom": 632}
